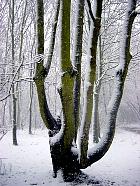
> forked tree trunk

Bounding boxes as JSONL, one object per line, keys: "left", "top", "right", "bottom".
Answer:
{"left": 35, "top": 0, "right": 138, "bottom": 181}
{"left": 49, "top": 139, "right": 80, "bottom": 181}
{"left": 51, "top": 0, "right": 80, "bottom": 179}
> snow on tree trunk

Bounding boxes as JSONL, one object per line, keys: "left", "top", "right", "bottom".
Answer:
{"left": 60, "top": 0, "right": 75, "bottom": 151}
{"left": 79, "top": 0, "right": 103, "bottom": 168}
{"left": 73, "top": 0, "right": 85, "bottom": 143}
{"left": 34, "top": 0, "right": 138, "bottom": 181}
{"left": 86, "top": 0, "right": 138, "bottom": 167}
{"left": 34, "top": 0, "right": 57, "bottom": 131}
{"left": 92, "top": 35, "right": 102, "bottom": 143}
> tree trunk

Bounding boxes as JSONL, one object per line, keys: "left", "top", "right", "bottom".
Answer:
{"left": 80, "top": 0, "right": 103, "bottom": 167}
{"left": 49, "top": 140, "right": 80, "bottom": 181}
{"left": 73, "top": 0, "right": 85, "bottom": 142}
{"left": 35, "top": 0, "right": 138, "bottom": 181}
{"left": 85, "top": 0, "right": 138, "bottom": 168}
{"left": 17, "top": 0, "right": 27, "bottom": 130}
{"left": 11, "top": 0, "right": 18, "bottom": 146}
{"left": 93, "top": 85, "right": 100, "bottom": 143}
{"left": 93, "top": 35, "right": 102, "bottom": 143}
{"left": 60, "top": 0, "right": 75, "bottom": 151}
{"left": 29, "top": 81, "right": 33, "bottom": 134}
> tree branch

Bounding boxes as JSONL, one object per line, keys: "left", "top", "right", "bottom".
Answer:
{"left": 86, "top": 0, "right": 95, "bottom": 23}
{"left": 35, "top": 0, "right": 57, "bottom": 130}
{"left": 73, "top": 0, "right": 85, "bottom": 143}
{"left": 45, "top": 0, "right": 60, "bottom": 76}
{"left": 80, "top": 0, "right": 138, "bottom": 169}
{"left": 80, "top": 0, "right": 103, "bottom": 167}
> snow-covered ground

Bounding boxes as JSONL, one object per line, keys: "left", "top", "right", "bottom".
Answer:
{"left": 0, "top": 126, "right": 140, "bottom": 186}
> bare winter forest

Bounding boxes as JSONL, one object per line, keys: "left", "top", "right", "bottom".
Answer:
{"left": 0, "top": 0, "right": 140, "bottom": 185}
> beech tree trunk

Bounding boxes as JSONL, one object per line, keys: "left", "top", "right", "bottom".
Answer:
{"left": 35, "top": 0, "right": 138, "bottom": 181}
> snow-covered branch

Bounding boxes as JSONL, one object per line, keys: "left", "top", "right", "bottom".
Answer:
{"left": 0, "top": 60, "right": 23, "bottom": 102}
{"left": 82, "top": 0, "right": 138, "bottom": 168}
{"left": 86, "top": 0, "right": 96, "bottom": 23}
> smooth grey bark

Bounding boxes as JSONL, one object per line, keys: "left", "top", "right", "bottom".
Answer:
{"left": 29, "top": 81, "right": 33, "bottom": 134}
{"left": 34, "top": 0, "right": 57, "bottom": 130}
{"left": 92, "top": 83, "right": 101, "bottom": 143}
{"left": 73, "top": 0, "right": 85, "bottom": 142}
{"left": 34, "top": 0, "right": 138, "bottom": 181}
{"left": 92, "top": 35, "right": 102, "bottom": 143}
{"left": 2, "top": 101, "right": 7, "bottom": 128}
{"left": 86, "top": 0, "right": 138, "bottom": 167}
{"left": 11, "top": 0, "right": 18, "bottom": 146}
{"left": 80, "top": 0, "right": 103, "bottom": 167}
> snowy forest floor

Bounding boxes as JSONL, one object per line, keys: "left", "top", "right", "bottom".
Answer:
{"left": 0, "top": 124, "right": 140, "bottom": 186}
